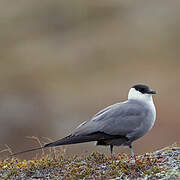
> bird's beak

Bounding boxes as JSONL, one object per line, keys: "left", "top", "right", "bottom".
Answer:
{"left": 147, "top": 90, "right": 156, "bottom": 94}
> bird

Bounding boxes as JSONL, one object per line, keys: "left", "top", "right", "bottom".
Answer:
{"left": 11, "top": 84, "right": 156, "bottom": 157}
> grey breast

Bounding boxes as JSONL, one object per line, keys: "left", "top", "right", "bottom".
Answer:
{"left": 73, "top": 99, "right": 154, "bottom": 142}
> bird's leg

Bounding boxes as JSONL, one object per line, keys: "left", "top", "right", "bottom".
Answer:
{"left": 129, "top": 144, "right": 134, "bottom": 157}
{"left": 110, "top": 145, "right": 113, "bottom": 155}
{"left": 129, "top": 144, "right": 136, "bottom": 163}
{"left": 110, "top": 145, "right": 114, "bottom": 161}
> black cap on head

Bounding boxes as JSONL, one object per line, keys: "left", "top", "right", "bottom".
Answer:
{"left": 132, "top": 84, "right": 156, "bottom": 94}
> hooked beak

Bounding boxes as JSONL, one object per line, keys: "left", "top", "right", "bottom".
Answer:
{"left": 147, "top": 90, "right": 156, "bottom": 94}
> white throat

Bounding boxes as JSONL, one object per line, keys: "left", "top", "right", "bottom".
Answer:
{"left": 128, "top": 88, "right": 153, "bottom": 103}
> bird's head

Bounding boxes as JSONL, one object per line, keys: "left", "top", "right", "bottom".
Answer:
{"left": 128, "top": 84, "right": 156, "bottom": 102}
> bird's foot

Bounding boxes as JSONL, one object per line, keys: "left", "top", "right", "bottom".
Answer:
{"left": 130, "top": 154, "right": 137, "bottom": 163}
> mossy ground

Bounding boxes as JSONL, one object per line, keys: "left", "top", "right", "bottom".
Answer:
{"left": 0, "top": 145, "right": 180, "bottom": 179}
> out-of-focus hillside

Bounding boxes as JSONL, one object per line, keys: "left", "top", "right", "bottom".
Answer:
{"left": 0, "top": 0, "right": 180, "bottom": 159}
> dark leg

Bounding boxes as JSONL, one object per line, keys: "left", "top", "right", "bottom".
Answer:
{"left": 110, "top": 145, "right": 113, "bottom": 155}
{"left": 129, "top": 144, "right": 134, "bottom": 156}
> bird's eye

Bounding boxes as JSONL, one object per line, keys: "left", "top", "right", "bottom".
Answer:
{"left": 140, "top": 88, "right": 146, "bottom": 93}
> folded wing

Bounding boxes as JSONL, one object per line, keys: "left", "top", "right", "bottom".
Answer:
{"left": 73, "top": 100, "right": 149, "bottom": 138}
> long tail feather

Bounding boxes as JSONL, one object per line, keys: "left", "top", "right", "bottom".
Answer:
{"left": 44, "top": 134, "right": 98, "bottom": 147}
{"left": 10, "top": 146, "right": 44, "bottom": 157}
{"left": 10, "top": 132, "right": 123, "bottom": 157}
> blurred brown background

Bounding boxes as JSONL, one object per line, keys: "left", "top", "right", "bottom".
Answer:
{"left": 0, "top": 0, "right": 180, "bottom": 159}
